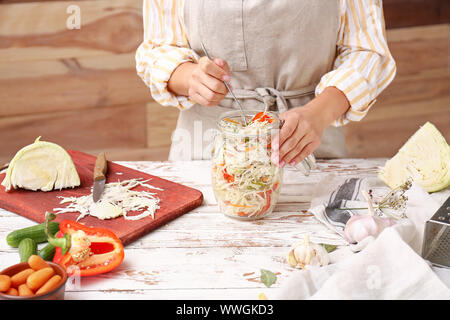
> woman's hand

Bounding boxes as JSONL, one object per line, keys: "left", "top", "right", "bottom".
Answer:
{"left": 271, "top": 87, "right": 350, "bottom": 167}
{"left": 271, "top": 106, "right": 327, "bottom": 167}
{"left": 168, "top": 57, "right": 231, "bottom": 106}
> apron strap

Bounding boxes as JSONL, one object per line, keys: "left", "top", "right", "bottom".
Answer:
{"left": 224, "top": 83, "right": 317, "bottom": 113}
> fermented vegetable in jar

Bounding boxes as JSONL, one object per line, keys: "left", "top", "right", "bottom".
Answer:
{"left": 211, "top": 110, "right": 283, "bottom": 220}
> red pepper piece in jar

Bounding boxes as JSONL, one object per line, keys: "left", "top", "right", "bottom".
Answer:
{"left": 253, "top": 190, "right": 272, "bottom": 217}
{"left": 252, "top": 112, "right": 274, "bottom": 124}
{"left": 223, "top": 168, "right": 235, "bottom": 183}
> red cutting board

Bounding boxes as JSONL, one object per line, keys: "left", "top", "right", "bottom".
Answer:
{"left": 0, "top": 150, "right": 203, "bottom": 245}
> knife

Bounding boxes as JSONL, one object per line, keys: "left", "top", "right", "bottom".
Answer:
{"left": 92, "top": 152, "right": 108, "bottom": 202}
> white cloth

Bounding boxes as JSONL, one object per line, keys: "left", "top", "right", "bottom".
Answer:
{"left": 277, "top": 174, "right": 450, "bottom": 299}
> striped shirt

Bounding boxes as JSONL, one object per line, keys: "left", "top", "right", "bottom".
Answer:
{"left": 135, "top": 0, "right": 396, "bottom": 126}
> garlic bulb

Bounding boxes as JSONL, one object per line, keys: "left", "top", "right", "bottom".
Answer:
{"left": 286, "top": 235, "right": 329, "bottom": 269}
{"left": 344, "top": 214, "right": 394, "bottom": 244}
{"left": 344, "top": 190, "right": 394, "bottom": 244}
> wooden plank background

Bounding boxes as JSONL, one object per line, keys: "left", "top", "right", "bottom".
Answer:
{"left": 0, "top": 0, "right": 449, "bottom": 164}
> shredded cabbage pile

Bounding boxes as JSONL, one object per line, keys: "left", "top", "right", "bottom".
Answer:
{"left": 212, "top": 112, "right": 282, "bottom": 219}
{"left": 53, "top": 178, "right": 162, "bottom": 221}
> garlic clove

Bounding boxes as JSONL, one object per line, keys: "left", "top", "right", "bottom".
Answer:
{"left": 310, "top": 247, "right": 330, "bottom": 266}
{"left": 286, "top": 249, "right": 298, "bottom": 268}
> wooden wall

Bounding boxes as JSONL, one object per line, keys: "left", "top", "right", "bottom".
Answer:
{"left": 0, "top": 0, "right": 177, "bottom": 164}
{"left": 383, "top": 0, "right": 450, "bottom": 28}
{"left": 344, "top": 24, "right": 450, "bottom": 158}
{"left": 0, "top": 0, "right": 449, "bottom": 164}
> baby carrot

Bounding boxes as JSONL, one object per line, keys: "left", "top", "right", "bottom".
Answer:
{"left": 18, "top": 284, "right": 34, "bottom": 296}
{"left": 26, "top": 267, "right": 54, "bottom": 291}
{"left": 0, "top": 275, "right": 11, "bottom": 292}
{"left": 36, "top": 275, "right": 62, "bottom": 295}
{"left": 28, "top": 255, "right": 49, "bottom": 271}
{"left": 6, "top": 287, "right": 18, "bottom": 296}
{"left": 10, "top": 268, "right": 34, "bottom": 287}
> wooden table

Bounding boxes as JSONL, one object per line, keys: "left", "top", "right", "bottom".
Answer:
{"left": 0, "top": 158, "right": 385, "bottom": 299}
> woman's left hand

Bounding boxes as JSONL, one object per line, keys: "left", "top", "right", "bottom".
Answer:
{"left": 271, "top": 106, "right": 327, "bottom": 167}
{"left": 271, "top": 87, "right": 350, "bottom": 167}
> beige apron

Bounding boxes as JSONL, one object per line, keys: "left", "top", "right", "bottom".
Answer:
{"left": 169, "top": 0, "right": 348, "bottom": 161}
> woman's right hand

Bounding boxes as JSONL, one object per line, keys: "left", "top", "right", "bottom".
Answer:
{"left": 187, "top": 57, "right": 231, "bottom": 106}
{"left": 168, "top": 56, "right": 231, "bottom": 106}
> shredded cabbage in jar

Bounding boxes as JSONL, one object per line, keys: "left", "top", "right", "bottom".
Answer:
{"left": 212, "top": 112, "right": 282, "bottom": 219}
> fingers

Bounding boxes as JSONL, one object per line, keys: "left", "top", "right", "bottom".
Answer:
{"left": 189, "top": 57, "right": 230, "bottom": 106}
{"left": 272, "top": 116, "right": 296, "bottom": 153}
{"left": 189, "top": 91, "right": 211, "bottom": 107}
{"left": 272, "top": 124, "right": 306, "bottom": 166}
{"left": 199, "top": 56, "right": 230, "bottom": 82}
{"left": 189, "top": 74, "right": 227, "bottom": 106}
{"left": 289, "top": 141, "right": 319, "bottom": 166}
{"left": 282, "top": 133, "right": 313, "bottom": 165}
{"left": 272, "top": 132, "right": 317, "bottom": 168}
{"left": 190, "top": 82, "right": 224, "bottom": 106}
{"left": 213, "top": 58, "right": 231, "bottom": 79}
{"left": 270, "top": 116, "right": 297, "bottom": 166}
{"left": 270, "top": 110, "right": 321, "bottom": 167}
{"left": 198, "top": 72, "right": 228, "bottom": 95}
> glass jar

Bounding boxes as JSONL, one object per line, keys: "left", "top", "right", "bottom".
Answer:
{"left": 211, "top": 110, "right": 283, "bottom": 220}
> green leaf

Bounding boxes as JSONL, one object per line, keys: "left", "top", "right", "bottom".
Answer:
{"left": 321, "top": 244, "right": 337, "bottom": 253}
{"left": 260, "top": 269, "right": 277, "bottom": 288}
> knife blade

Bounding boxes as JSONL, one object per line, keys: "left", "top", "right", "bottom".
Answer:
{"left": 92, "top": 152, "right": 108, "bottom": 202}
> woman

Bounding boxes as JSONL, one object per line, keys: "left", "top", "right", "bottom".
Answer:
{"left": 136, "top": 0, "right": 396, "bottom": 166}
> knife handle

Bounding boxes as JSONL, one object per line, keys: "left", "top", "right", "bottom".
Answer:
{"left": 94, "top": 152, "right": 108, "bottom": 181}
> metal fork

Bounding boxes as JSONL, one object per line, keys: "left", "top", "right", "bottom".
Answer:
{"left": 200, "top": 42, "right": 247, "bottom": 125}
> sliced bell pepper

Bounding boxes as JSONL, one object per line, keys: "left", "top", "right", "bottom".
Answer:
{"left": 236, "top": 190, "right": 273, "bottom": 218}
{"left": 45, "top": 212, "right": 124, "bottom": 277}
{"left": 251, "top": 112, "right": 274, "bottom": 124}
{"left": 223, "top": 168, "right": 235, "bottom": 183}
{"left": 254, "top": 190, "right": 272, "bottom": 217}
{"left": 256, "top": 181, "right": 281, "bottom": 216}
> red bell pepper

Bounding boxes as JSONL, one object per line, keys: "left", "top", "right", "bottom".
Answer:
{"left": 45, "top": 212, "right": 124, "bottom": 277}
{"left": 254, "top": 190, "right": 272, "bottom": 217}
{"left": 251, "top": 112, "right": 274, "bottom": 124}
{"left": 253, "top": 181, "right": 279, "bottom": 217}
{"left": 223, "top": 168, "right": 235, "bottom": 183}
{"left": 237, "top": 181, "right": 279, "bottom": 217}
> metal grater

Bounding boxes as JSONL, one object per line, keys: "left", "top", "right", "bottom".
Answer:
{"left": 421, "top": 196, "right": 450, "bottom": 268}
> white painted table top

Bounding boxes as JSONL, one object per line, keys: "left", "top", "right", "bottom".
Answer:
{"left": 0, "top": 158, "right": 386, "bottom": 300}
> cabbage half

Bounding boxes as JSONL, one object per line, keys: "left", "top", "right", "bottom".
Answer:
{"left": 1, "top": 137, "right": 80, "bottom": 192}
{"left": 378, "top": 122, "right": 450, "bottom": 193}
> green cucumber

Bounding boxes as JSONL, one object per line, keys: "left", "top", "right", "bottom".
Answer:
{"left": 38, "top": 243, "right": 56, "bottom": 261}
{"left": 18, "top": 238, "right": 37, "bottom": 262}
{"left": 6, "top": 222, "right": 60, "bottom": 247}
